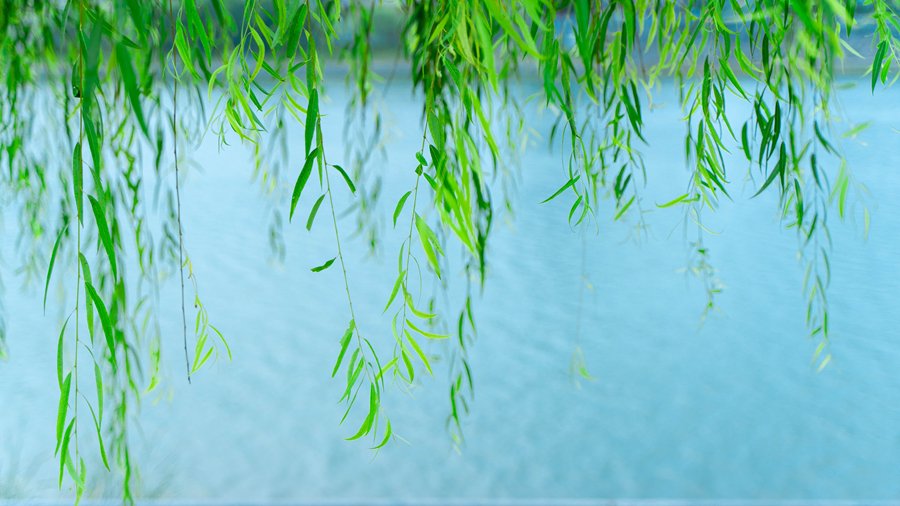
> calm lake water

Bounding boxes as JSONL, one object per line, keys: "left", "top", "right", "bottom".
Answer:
{"left": 1, "top": 78, "right": 899, "bottom": 500}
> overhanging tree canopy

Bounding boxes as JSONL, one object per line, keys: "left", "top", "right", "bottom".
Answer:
{"left": 0, "top": 0, "right": 889, "bottom": 501}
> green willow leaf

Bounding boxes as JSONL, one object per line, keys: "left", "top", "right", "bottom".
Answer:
{"left": 414, "top": 214, "right": 441, "bottom": 279}
{"left": 393, "top": 191, "right": 412, "bottom": 228}
{"left": 405, "top": 330, "right": 433, "bottom": 377}
{"left": 306, "top": 194, "right": 326, "bottom": 231}
{"left": 55, "top": 372, "right": 72, "bottom": 455}
{"left": 192, "top": 346, "right": 214, "bottom": 373}
{"left": 211, "top": 325, "right": 232, "bottom": 361}
{"left": 614, "top": 195, "right": 635, "bottom": 221}
{"left": 841, "top": 121, "right": 872, "bottom": 138}
{"left": 751, "top": 148, "right": 787, "bottom": 198}
{"left": 374, "top": 357, "right": 398, "bottom": 382}
{"left": 442, "top": 56, "right": 462, "bottom": 90}
{"left": 305, "top": 89, "right": 318, "bottom": 156}
{"left": 657, "top": 194, "right": 690, "bottom": 208}
{"left": 87, "top": 195, "right": 117, "bottom": 280}
{"left": 44, "top": 221, "right": 70, "bottom": 313}
{"left": 79, "top": 254, "right": 94, "bottom": 341}
{"left": 73, "top": 142, "right": 83, "bottom": 224}
{"left": 345, "top": 383, "right": 377, "bottom": 440}
{"left": 872, "top": 41, "right": 888, "bottom": 93}
{"left": 124, "top": 0, "right": 147, "bottom": 41}
{"left": 85, "top": 399, "right": 110, "bottom": 471}
{"left": 401, "top": 350, "right": 414, "bottom": 382}
{"left": 541, "top": 175, "right": 580, "bottom": 204}
{"left": 185, "top": 0, "right": 211, "bottom": 64}
{"left": 332, "top": 320, "right": 355, "bottom": 378}
{"left": 290, "top": 147, "right": 319, "bottom": 221}
{"left": 404, "top": 290, "right": 436, "bottom": 319}
{"left": 741, "top": 123, "right": 751, "bottom": 161}
{"left": 84, "top": 282, "right": 117, "bottom": 370}
{"left": 311, "top": 257, "right": 336, "bottom": 272}
{"left": 115, "top": 43, "right": 148, "bottom": 136}
{"left": 568, "top": 195, "right": 583, "bottom": 223}
{"left": 383, "top": 272, "right": 405, "bottom": 314}
{"left": 56, "top": 315, "right": 70, "bottom": 391}
{"left": 94, "top": 361, "right": 103, "bottom": 421}
{"left": 175, "top": 21, "right": 200, "bottom": 80}
{"left": 406, "top": 319, "right": 451, "bottom": 339}
{"left": 58, "top": 418, "right": 75, "bottom": 488}
{"left": 340, "top": 350, "right": 362, "bottom": 403}
{"left": 331, "top": 165, "right": 356, "bottom": 193}
{"left": 287, "top": 5, "right": 308, "bottom": 57}
{"left": 846, "top": 0, "right": 858, "bottom": 35}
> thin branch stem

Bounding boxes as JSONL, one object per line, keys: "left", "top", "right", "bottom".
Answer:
{"left": 73, "top": 0, "right": 85, "bottom": 473}
{"left": 170, "top": 0, "right": 191, "bottom": 384}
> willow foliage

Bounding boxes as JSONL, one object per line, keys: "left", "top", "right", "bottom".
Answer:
{"left": 0, "top": 0, "right": 889, "bottom": 500}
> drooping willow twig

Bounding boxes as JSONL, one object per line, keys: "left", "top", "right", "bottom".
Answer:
{"left": 169, "top": 0, "right": 191, "bottom": 385}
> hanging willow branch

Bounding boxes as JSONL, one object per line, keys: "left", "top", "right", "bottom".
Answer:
{"left": 0, "top": 0, "right": 889, "bottom": 501}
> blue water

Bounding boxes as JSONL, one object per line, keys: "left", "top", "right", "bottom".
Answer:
{"left": 1, "top": 79, "right": 899, "bottom": 499}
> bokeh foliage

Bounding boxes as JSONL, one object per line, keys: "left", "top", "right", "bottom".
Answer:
{"left": 0, "top": 0, "right": 889, "bottom": 501}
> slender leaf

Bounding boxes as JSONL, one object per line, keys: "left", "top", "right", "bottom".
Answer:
{"left": 541, "top": 175, "right": 580, "bottom": 204}
{"left": 332, "top": 320, "right": 355, "bottom": 377}
{"left": 44, "top": 222, "right": 70, "bottom": 313}
{"left": 87, "top": 195, "right": 117, "bottom": 280}
{"left": 405, "top": 331, "right": 433, "bottom": 376}
{"left": 55, "top": 373, "right": 72, "bottom": 455}
{"left": 311, "top": 257, "right": 336, "bottom": 272}
{"left": 305, "top": 89, "right": 318, "bottom": 156}
{"left": 84, "top": 282, "right": 117, "bottom": 370}
{"left": 306, "top": 194, "right": 326, "bottom": 231}
{"left": 290, "top": 147, "right": 319, "bottom": 221}
{"left": 332, "top": 165, "right": 356, "bottom": 193}
{"left": 73, "top": 143, "right": 83, "bottom": 224}
{"left": 393, "top": 191, "right": 412, "bottom": 228}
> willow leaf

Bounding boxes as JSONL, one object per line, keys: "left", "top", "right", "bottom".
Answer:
{"left": 311, "top": 257, "right": 336, "bottom": 272}
{"left": 44, "top": 222, "right": 70, "bottom": 314}
{"left": 79, "top": 254, "right": 94, "bottom": 341}
{"left": 290, "top": 147, "right": 319, "bottom": 221}
{"left": 306, "top": 194, "right": 326, "bottom": 231}
{"left": 332, "top": 165, "right": 356, "bottom": 193}
{"left": 305, "top": 89, "right": 318, "bottom": 156}
{"left": 383, "top": 272, "right": 405, "bottom": 314}
{"left": 332, "top": 320, "right": 355, "bottom": 377}
{"left": 55, "top": 372, "right": 72, "bottom": 455}
{"left": 541, "top": 175, "right": 580, "bottom": 203}
{"left": 406, "top": 319, "right": 451, "bottom": 339}
{"left": 345, "top": 384, "right": 377, "bottom": 440}
{"left": 73, "top": 142, "right": 82, "bottom": 224}
{"left": 376, "top": 357, "right": 400, "bottom": 385}
{"left": 84, "top": 282, "right": 117, "bottom": 370}
{"left": 402, "top": 350, "right": 414, "bottom": 382}
{"left": 393, "top": 191, "right": 412, "bottom": 228}
{"left": 56, "top": 316, "right": 70, "bottom": 391}
{"left": 87, "top": 195, "right": 117, "bottom": 280}
{"left": 404, "top": 290, "right": 436, "bottom": 319}
{"left": 115, "top": 43, "right": 148, "bottom": 136}
{"left": 124, "top": 0, "right": 146, "bottom": 41}
{"left": 405, "top": 330, "right": 433, "bottom": 377}
{"left": 86, "top": 398, "right": 110, "bottom": 470}
{"left": 841, "top": 121, "right": 872, "bottom": 138}
{"left": 175, "top": 21, "right": 200, "bottom": 80}
{"left": 58, "top": 418, "right": 75, "bottom": 488}
{"left": 872, "top": 41, "right": 888, "bottom": 92}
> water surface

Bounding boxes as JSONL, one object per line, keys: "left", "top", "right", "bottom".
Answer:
{"left": 1, "top": 79, "right": 899, "bottom": 500}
